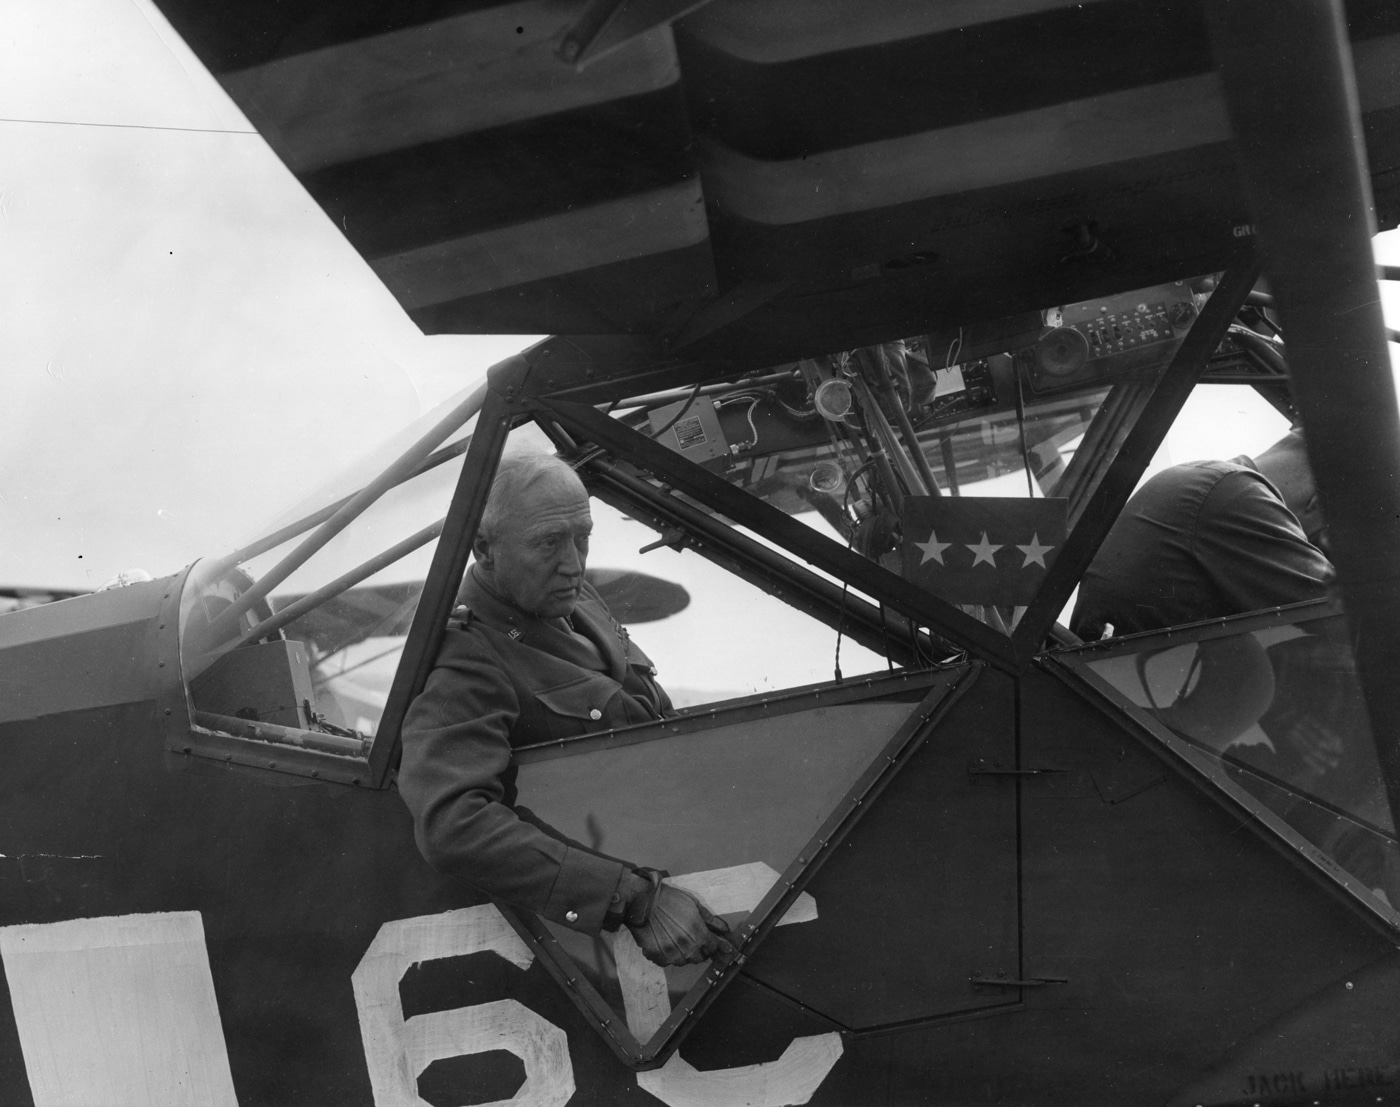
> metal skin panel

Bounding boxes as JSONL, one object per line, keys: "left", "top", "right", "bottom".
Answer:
{"left": 0, "top": 621, "right": 1394, "bottom": 1103}
{"left": 1166, "top": 948, "right": 1400, "bottom": 1107}
{"left": 669, "top": 665, "right": 1400, "bottom": 1107}
{"left": 0, "top": 700, "right": 644, "bottom": 1106}
{"left": 0, "top": 577, "right": 172, "bottom": 723}
{"left": 739, "top": 668, "right": 1021, "bottom": 1031}
{"left": 1014, "top": 666, "right": 1394, "bottom": 1107}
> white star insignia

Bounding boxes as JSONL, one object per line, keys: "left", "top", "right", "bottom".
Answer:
{"left": 915, "top": 528, "right": 952, "bottom": 566}
{"left": 966, "top": 532, "right": 1002, "bottom": 568}
{"left": 1016, "top": 533, "right": 1055, "bottom": 569}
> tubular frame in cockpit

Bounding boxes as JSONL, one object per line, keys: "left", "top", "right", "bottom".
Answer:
{"left": 167, "top": 262, "right": 1263, "bottom": 789}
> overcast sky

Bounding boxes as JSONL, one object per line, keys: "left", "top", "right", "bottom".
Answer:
{"left": 5, "top": 0, "right": 1400, "bottom": 595}
{"left": 1, "top": 0, "right": 536, "bottom": 591}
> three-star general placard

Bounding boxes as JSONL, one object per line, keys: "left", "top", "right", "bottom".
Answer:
{"left": 900, "top": 497, "right": 1068, "bottom": 605}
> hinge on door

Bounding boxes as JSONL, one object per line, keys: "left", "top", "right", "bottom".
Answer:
{"left": 970, "top": 968, "right": 1069, "bottom": 992}
{"left": 967, "top": 758, "right": 1065, "bottom": 781}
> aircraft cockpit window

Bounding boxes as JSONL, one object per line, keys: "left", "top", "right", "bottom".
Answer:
{"left": 171, "top": 389, "right": 899, "bottom": 782}
{"left": 586, "top": 276, "right": 1217, "bottom": 643}
{"left": 174, "top": 386, "right": 482, "bottom": 784}
{"left": 1051, "top": 603, "right": 1400, "bottom": 924}
{"left": 169, "top": 273, "right": 1225, "bottom": 782}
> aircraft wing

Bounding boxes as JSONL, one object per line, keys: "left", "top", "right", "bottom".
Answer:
{"left": 271, "top": 568, "right": 689, "bottom": 656}
{"left": 147, "top": 1, "right": 1400, "bottom": 365}
{"left": 0, "top": 586, "right": 87, "bottom": 615}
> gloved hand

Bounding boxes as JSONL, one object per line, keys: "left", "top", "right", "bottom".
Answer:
{"left": 623, "top": 871, "right": 733, "bottom": 967}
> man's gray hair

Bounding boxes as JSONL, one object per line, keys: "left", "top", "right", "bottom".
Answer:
{"left": 478, "top": 450, "right": 584, "bottom": 541}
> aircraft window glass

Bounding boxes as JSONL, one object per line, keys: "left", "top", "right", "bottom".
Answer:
{"left": 175, "top": 395, "right": 892, "bottom": 780}
{"left": 508, "top": 663, "right": 974, "bottom": 1063}
{"left": 1152, "top": 384, "right": 1292, "bottom": 473}
{"left": 1053, "top": 384, "right": 1294, "bottom": 627}
{"left": 471, "top": 420, "right": 891, "bottom": 704}
{"left": 608, "top": 277, "right": 1215, "bottom": 636}
{"left": 1055, "top": 606, "right": 1400, "bottom": 922}
{"left": 176, "top": 385, "right": 482, "bottom": 778}
{"left": 584, "top": 497, "right": 889, "bottom": 704}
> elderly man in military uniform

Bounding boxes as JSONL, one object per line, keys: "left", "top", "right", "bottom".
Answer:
{"left": 399, "top": 450, "right": 731, "bottom": 967}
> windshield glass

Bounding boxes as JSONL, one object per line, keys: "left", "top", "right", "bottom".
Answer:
{"left": 178, "top": 383, "right": 483, "bottom": 748}
{"left": 1056, "top": 605, "right": 1399, "bottom": 922}
{"left": 596, "top": 276, "right": 1216, "bottom": 636}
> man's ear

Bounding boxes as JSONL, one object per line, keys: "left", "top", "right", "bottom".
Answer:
{"left": 473, "top": 533, "right": 493, "bottom": 570}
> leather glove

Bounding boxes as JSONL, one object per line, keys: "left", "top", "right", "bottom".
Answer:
{"left": 624, "top": 871, "right": 733, "bottom": 967}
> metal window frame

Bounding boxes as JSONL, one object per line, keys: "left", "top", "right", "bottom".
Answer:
{"left": 1005, "top": 263, "right": 1260, "bottom": 663}
{"left": 180, "top": 265, "right": 1257, "bottom": 787}
{"left": 495, "top": 662, "right": 980, "bottom": 1069}
{"left": 512, "top": 263, "right": 1256, "bottom": 675}
{"left": 535, "top": 393, "right": 1021, "bottom": 668}
{"left": 574, "top": 449, "right": 955, "bottom": 668}
{"left": 370, "top": 373, "right": 521, "bottom": 786}
{"left": 171, "top": 386, "right": 498, "bottom": 787}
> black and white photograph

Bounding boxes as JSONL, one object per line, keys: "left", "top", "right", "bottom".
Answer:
{"left": 5, "top": 2, "right": 1400, "bottom": 1104}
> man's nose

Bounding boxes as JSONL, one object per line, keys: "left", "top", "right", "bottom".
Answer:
{"left": 558, "top": 541, "right": 584, "bottom": 576}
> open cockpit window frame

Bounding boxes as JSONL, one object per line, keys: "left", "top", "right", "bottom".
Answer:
{"left": 165, "top": 383, "right": 501, "bottom": 788}
{"left": 166, "top": 264, "right": 1258, "bottom": 786}
{"left": 495, "top": 661, "right": 980, "bottom": 1069}
{"left": 518, "top": 264, "right": 1259, "bottom": 671}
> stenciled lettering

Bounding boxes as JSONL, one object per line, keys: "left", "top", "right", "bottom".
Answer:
{"left": 1324, "top": 1065, "right": 1397, "bottom": 1091}
{"left": 1242, "top": 1071, "right": 1307, "bottom": 1097}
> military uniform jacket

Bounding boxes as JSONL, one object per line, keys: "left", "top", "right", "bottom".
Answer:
{"left": 1072, "top": 456, "right": 1333, "bottom": 639}
{"left": 398, "top": 569, "right": 672, "bottom": 934}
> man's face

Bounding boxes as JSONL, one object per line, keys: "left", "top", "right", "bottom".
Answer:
{"left": 478, "top": 471, "right": 592, "bottom": 618}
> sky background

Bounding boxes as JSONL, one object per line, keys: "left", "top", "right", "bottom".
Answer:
{"left": 2, "top": 0, "right": 537, "bottom": 591}
{"left": 4, "top": 0, "right": 1400, "bottom": 601}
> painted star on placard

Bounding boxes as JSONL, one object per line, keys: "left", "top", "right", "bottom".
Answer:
{"left": 967, "top": 531, "right": 1002, "bottom": 567}
{"left": 915, "top": 528, "right": 953, "bottom": 566}
{"left": 1016, "top": 533, "right": 1055, "bottom": 569}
